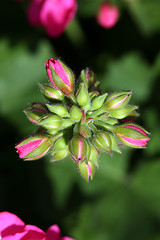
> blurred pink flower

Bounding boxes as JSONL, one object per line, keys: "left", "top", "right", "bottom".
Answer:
{"left": 0, "top": 212, "right": 75, "bottom": 240}
{"left": 96, "top": 2, "right": 119, "bottom": 29}
{"left": 27, "top": 0, "right": 77, "bottom": 37}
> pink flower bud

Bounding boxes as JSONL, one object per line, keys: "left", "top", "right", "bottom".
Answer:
{"left": 40, "top": 0, "right": 77, "bottom": 37}
{"left": 46, "top": 58, "right": 75, "bottom": 97}
{"left": 15, "top": 135, "right": 54, "bottom": 160}
{"left": 115, "top": 123, "right": 150, "bottom": 148}
{"left": 96, "top": 2, "right": 119, "bottom": 29}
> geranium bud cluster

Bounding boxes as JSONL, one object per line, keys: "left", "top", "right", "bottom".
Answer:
{"left": 15, "top": 58, "right": 150, "bottom": 182}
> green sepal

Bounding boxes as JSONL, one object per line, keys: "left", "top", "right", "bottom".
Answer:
{"left": 46, "top": 103, "right": 68, "bottom": 118}
{"left": 91, "top": 93, "right": 108, "bottom": 110}
{"left": 39, "top": 114, "right": 63, "bottom": 130}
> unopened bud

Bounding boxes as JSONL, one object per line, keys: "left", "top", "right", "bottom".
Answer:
{"left": 93, "top": 131, "right": 112, "bottom": 153}
{"left": 105, "top": 91, "right": 132, "bottom": 111}
{"left": 70, "top": 106, "right": 83, "bottom": 121}
{"left": 51, "top": 137, "right": 69, "bottom": 161}
{"left": 24, "top": 103, "right": 47, "bottom": 124}
{"left": 46, "top": 58, "right": 74, "bottom": 97}
{"left": 39, "top": 84, "right": 64, "bottom": 101}
{"left": 15, "top": 135, "right": 54, "bottom": 160}
{"left": 69, "top": 135, "right": 88, "bottom": 162}
{"left": 76, "top": 83, "right": 89, "bottom": 107}
{"left": 115, "top": 123, "right": 150, "bottom": 148}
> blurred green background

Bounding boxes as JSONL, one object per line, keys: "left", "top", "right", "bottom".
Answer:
{"left": 1, "top": 0, "right": 160, "bottom": 239}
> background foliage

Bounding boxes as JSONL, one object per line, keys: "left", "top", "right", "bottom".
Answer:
{"left": 1, "top": 0, "right": 160, "bottom": 239}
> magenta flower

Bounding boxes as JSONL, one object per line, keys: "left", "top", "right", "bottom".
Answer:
{"left": 96, "top": 2, "right": 119, "bottom": 29}
{"left": 46, "top": 58, "right": 75, "bottom": 97}
{"left": 0, "top": 212, "right": 75, "bottom": 240}
{"left": 27, "top": 0, "right": 77, "bottom": 37}
{"left": 115, "top": 123, "right": 150, "bottom": 148}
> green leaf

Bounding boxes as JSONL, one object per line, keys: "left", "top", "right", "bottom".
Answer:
{"left": 127, "top": 0, "right": 160, "bottom": 35}
{"left": 0, "top": 39, "right": 55, "bottom": 135}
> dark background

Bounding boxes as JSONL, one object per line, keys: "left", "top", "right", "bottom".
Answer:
{"left": 0, "top": 0, "right": 160, "bottom": 239}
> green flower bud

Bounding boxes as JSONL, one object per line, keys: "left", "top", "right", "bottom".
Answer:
{"left": 39, "top": 114, "right": 62, "bottom": 130}
{"left": 93, "top": 131, "right": 112, "bottom": 153}
{"left": 105, "top": 91, "right": 132, "bottom": 111}
{"left": 69, "top": 135, "right": 88, "bottom": 162}
{"left": 24, "top": 103, "right": 48, "bottom": 124}
{"left": 109, "top": 105, "right": 138, "bottom": 119}
{"left": 91, "top": 93, "right": 108, "bottom": 110}
{"left": 39, "top": 84, "right": 64, "bottom": 101}
{"left": 70, "top": 106, "right": 83, "bottom": 121}
{"left": 46, "top": 104, "right": 68, "bottom": 118}
{"left": 76, "top": 83, "right": 89, "bottom": 107}
{"left": 51, "top": 137, "right": 69, "bottom": 161}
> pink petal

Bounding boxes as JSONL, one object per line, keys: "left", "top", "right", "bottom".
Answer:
{"left": 121, "top": 136, "right": 150, "bottom": 147}
{"left": 124, "top": 125, "right": 147, "bottom": 136}
{"left": 51, "top": 60, "right": 71, "bottom": 88}
{"left": 2, "top": 231, "right": 27, "bottom": 240}
{"left": 46, "top": 224, "right": 61, "bottom": 240}
{"left": 15, "top": 139, "right": 43, "bottom": 159}
{"left": 62, "top": 237, "right": 75, "bottom": 240}
{"left": 22, "top": 225, "right": 46, "bottom": 240}
{"left": 0, "top": 212, "right": 25, "bottom": 232}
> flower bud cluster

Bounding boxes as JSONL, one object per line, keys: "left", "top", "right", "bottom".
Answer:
{"left": 15, "top": 58, "right": 150, "bottom": 182}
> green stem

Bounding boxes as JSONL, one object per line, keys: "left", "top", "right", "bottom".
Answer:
{"left": 89, "top": 106, "right": 107, "bottom": 118}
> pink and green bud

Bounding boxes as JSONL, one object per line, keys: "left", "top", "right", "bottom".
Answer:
{"left": 91, "top": 93, "right": 108, "bottom": 110}
{"left": 51, "top": 137, "right": 69, "bottom": 161}
{"left": 93, "top": 131, "right": 112, "bottom": 153}
{"left": 46, "top": 103, "right": 68, "bottom": 118}
{"left": 77, "top": 161, "right": 95, "bottom": 182}
{"left": 39, "top": 84, "right": 64, "bottom": 101}
{"left": 70, "top": 105, "right": 83, "bottom": 121}
{"left": 15, "top": 135, "right": 54, "bottom": 160}
{"left": 76, "top": 83, "right": 89, "bottom": 107}
{"left": 24, "top": 103, "right": 47, "bottom": 124}
{"left": 105, "top": 91, "right": 132, "bottom": 111}
{"left": 109, "top": 105, "right": 138, "bottom": 119}
{"left": 46, "top": 59, "right": 74, "bottom": 97}
{"left": 69, "top": 135, "right": 88, "bottom": 162}
{"left": 39, "top": 114, "right": 62, "bottom": 130}
{"left": 115, "top": 123, "right": 150, "bottom": 148}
